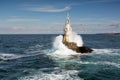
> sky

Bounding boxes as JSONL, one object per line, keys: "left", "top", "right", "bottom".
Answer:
{"left": 0, "top": 0, "right": 120, "bottom": 34}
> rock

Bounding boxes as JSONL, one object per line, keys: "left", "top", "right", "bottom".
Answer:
{"left": 76, "top": 46, "right": 93, "bottom": 53}
{"left": 63, "top": 40, "right": 93, "bottom": 53}
{"left": 63, "top": 41, "right": 78, "bottom": 51}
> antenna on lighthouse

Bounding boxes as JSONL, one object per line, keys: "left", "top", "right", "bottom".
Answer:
{"left": 66, "top": 12, "right": 70, "bottom": 27}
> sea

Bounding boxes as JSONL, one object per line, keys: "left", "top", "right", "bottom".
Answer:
{"left": 0, "top": 34, "right": 120, "bottom": 80}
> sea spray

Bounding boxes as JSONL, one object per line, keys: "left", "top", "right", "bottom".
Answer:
{"left": 51, "top": 32, "right": 83, "bottom": 58}
{"left": 52, "top": 35, "right": 78, "bottom": 58}
{"left": 70, "top": 32, "right": 83, "bottom": 47}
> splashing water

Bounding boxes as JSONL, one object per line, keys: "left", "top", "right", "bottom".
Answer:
{"left": 51, "top": 32, "right": 83, "bottom": 58}
{"left": 68, "top": 32, "right": 83, "bottom": 47}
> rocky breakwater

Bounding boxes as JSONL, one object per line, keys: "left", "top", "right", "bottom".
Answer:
{"left": 63, "top": 35, "right": 93, "bottom": 53}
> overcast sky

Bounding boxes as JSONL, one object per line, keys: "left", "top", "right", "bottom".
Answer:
{"left": 0, "top": 0, "right": 120, "bottom": 34}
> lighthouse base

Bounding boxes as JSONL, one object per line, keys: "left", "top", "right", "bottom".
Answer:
{"left": 63, "top": 35, "right": 93, "bottom": 53}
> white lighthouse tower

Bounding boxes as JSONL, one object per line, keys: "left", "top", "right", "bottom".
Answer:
{"left": 62, "top": 13, "right": 92, "bottom": 53}
{"left": 63, "top": 13, "right": 72, "bottom": 42}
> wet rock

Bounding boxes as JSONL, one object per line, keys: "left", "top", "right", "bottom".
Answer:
{"left": 63, "top": 41, "right": 93, "bottom": 53}
{"left": 77, "top": 46, "right": 93, "bottom": 53}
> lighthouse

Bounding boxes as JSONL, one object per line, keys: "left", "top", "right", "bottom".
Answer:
{"left": 62, "top": 13, "right": 93, "bottom": 53}
{"left": 63, "top": 13, "right": 72, "bottom": 42}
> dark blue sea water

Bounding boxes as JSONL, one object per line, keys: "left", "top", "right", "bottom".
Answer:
{"left": 0, "top": 34, "right": 120, "bottom": 80}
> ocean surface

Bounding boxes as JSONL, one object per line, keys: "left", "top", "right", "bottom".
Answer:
{"left": 0, "top": 34, "right": 120, "bottom": 80}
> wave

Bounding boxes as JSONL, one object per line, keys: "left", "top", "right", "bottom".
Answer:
{"left": 68, "top": 32, "right": 83, "bottom": 47}
{"left": 49, "top": 34, "right": 83, "bottom": 59}
{"left": 25, "top": 44, "right": 44, "bottom": 54}
{"left": 18, "top": 67, "right": 83, "bottom": 80}
{"left": 78, "top": 48, "right": 120, "bottom": 56}
{"left": 93, "top": 49, "right": 120, "bottom": 54}
{"left": 0, "top": 53, "right": 22, "bottom": 61}
{"left": 0, "top": 52, "right": 44, "bottom": 61}
{"left": 78, "top": 61, "right": 120, "bottom": 68}
{"left": 16, "top": 32, "right": 120, "bottom": 80}
{"left": 17, "top": 33, "right": 84, "bottom": 80}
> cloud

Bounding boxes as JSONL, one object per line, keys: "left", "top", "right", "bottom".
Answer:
{"left": 0, "top": 17, "right": 120, "bottom": 34}
{"left": 72, "top": 21, "right": 120, "bottom": 27}
{"left": 26, "top": 6, "right": 71, "bottom": 12}
{"left": 6, "top": 18, "right": 40, "bottom": 22}
{"left": 10, "top": 26, "right": 25, "bottom": 30}
{"left": 0, "top": 26, "right": 26, "bottom": 30}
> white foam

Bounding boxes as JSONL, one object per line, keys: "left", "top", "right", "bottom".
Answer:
{"left": 0, "top": 51, "right": 43, "bottom": 61}
{"left": 78, "top": 61, "right": 120, "bottom": 68}
{"left": 18, "top": 67, "right": 83, "bottom": 80}
{"left": 0, "top": 53, "right": 22, "bottom": 60}
{"left": 51, "top": 35, "right": 81, "bottom": 59}
{"left": 93, "top": 49, "right": 113, "bottom": 54}
{"left": 25, "top": 44, "right": 43, "bottom": 54}
{"left": 70, "top": 32, "right": 83, "bottom": 47}
{"left": 90, "top": 49, "right": 120, "bottom": 56}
